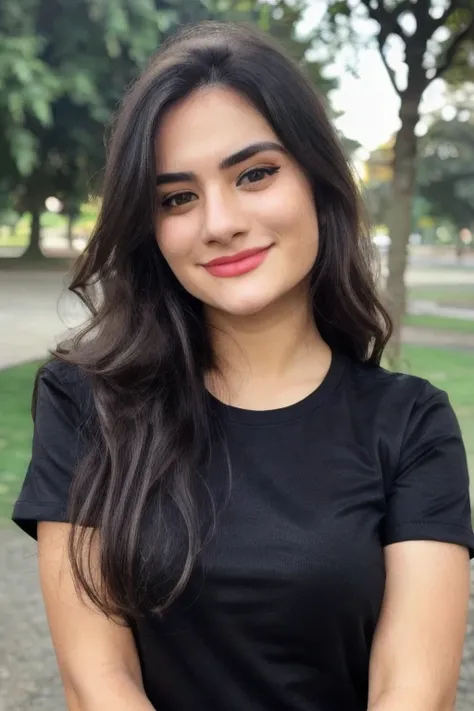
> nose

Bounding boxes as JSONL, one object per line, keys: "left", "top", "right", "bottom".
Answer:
{"left": 202, "top": 184, "right": 250, "bottom": 245}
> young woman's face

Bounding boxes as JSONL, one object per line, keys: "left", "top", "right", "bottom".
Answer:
{"left": 154, "top": 86, "right": 319, "bottom": 317}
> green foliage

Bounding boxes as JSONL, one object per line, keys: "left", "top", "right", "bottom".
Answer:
{"left": 365, "top": 110, "right": 474, "bottom": 234}
{"left": 363, "top": 180, "right": 391, "bottom": 227}
{"left": 441, "top": 4, "right": 474, "bottom": 86}
{"left": 327, "top": 1, "right": 351, "bottom": 19}
{"left": 0, "top": 0, "right": 170, "bottom": 219}
{"left": 417, "top": 115, "right": 474, "bottom": 230}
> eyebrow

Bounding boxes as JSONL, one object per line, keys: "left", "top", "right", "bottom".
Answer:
{"left": 155, "top": 141, "right": 287, "bottom": 186}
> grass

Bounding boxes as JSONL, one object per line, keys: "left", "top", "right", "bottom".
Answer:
{"left": 399, "top": 346, "right": 474, "bottom": 498}
{"left": 1, "top": 346, "right": 474, "bottom": 525}
{"left": 404, "top": 314, "right": 474, "bottom": 334}
{"left": 0, "top": 257, "right": 74, "bottom": 272}
{"left": 408, "top": 284, "right": 474, "bottom": 309}
{"left": 0, "top": 201, "right": 99, "bottom": 248}
{"left": 0, "top": 360, "right": 45, "bottom": 521}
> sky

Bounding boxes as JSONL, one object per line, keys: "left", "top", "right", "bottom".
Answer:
{"left": 298, "top": 1, "right": 450, "bottom": 153}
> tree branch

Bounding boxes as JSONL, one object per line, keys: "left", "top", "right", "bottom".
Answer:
{"left": 430, "top": 0, "right": 464, "bottom": 31}
{"left": 434, "top": 17, "right": 474, "bottom": 79}
{"left": 359, "top": 0, "right": 406, "bottom": 38}
{"left": 360, "top": 0, "right": 414, "bottom": 27}
{"left": 359, "top": 0, "right": 404, "bottom": 95}
{"left": 379, "top": 46, "right": 401, "bottom": 95}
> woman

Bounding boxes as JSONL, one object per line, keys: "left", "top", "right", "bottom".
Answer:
{"left": 12, "top": 20, "right": 474, "bottom": 711}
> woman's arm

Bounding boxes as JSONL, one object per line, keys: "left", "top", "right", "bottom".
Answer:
{"left": 62, "top": 670, "right": 156, "bottom": 711}
{"left": 38, "top": 521, "right": 155, "bottom": 711}
{"left": 368, "top": 540, "right": 470, "bottom": 711}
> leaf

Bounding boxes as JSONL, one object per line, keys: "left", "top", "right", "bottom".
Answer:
{"left": 108, "top": 5, "right": 129, "bottom": 36}
{"left": 156, "top": 9, "right": 178, "bottom": 33}
{"left": 9, "top": 128, "right": 38, "bottom": 177}
{"left": 328, "top": 0, "right": 351, "bottom": 18}
{"left": 105, "top": 33, "right": 122, "bottom": 58}
{"left": 6, "top": 92, "right": 24, "bottom": 122}
{"left": 12, "top": 59, "right": 33, "bottom": 84}
{"left": 68, "top": 70, "right": 98, "bottom": 104}
{"left": 30, "top": 97, "right": 53, "bottom": 126}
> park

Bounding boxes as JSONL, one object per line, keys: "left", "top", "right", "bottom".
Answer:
{"left": 1, "top": 1, "right": 474, "bottom": 710}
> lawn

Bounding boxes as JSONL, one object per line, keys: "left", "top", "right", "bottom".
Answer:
{"left": 0, "top": 360, "right": 45, "bottom": 520}
{"left": 408, "top": 284, "right": 474, "bottom": 309}
{"left": 1, "top": 346, "right": 473, "bottom": 524}
{"left": 391, "top": 346, "right": 474, "bottom": 503}
{"left": 404, "top": 314, "right": 474, "bottom": 334}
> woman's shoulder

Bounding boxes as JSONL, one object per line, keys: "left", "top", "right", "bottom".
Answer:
{"left": 343, "top": 355, "right": 448, "bottom": 414}
{"left": 40, "top": 357, "right": 80, "bottom": 381}
{"left": 37, "top": 358, "right": 93, "bottom": 415}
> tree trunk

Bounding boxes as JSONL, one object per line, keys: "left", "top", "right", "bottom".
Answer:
{"left": 21, "top": 207, "right": 44, "bottom": 261}
{"left": 455, "top": 230, "right": 464, "bottom": 262}
{"left": 66, "top": 213, "right": 75, "bottom": 249}
{"left": 385, "top": 96, "right": 420, "bottom": 364}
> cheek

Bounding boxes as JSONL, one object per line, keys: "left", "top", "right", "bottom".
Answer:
{"left": 260, "top": 179, "right": 318, "bottom": 244}
{"left": 155, "top": 217, "right": 196, "bottom": 266}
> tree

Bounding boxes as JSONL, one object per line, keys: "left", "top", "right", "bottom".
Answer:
{"left": 417, "top": 114, "right": 474, "bottom": 242}
{"left": 318, "top": 0, "right": 474, "bottom": 360}
{"left": 1, "top": 0, "right": 335, "bottom": 261}
{"left": 364, "top": 111, "right": 474, "bottom": 246}
{"left": 0, "top": 0, "right": 172, "bottom": 259}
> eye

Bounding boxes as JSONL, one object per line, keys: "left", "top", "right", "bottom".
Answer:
{"left": 161, "top": 192, "right": 197, "bottom": 209}
{"left": 237, "top": 166, "right": 280, "bottom": 187}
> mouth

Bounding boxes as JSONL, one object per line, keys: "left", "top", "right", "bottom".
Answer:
{"left": 203, "top": 246, "right": 272, "bottom": 278}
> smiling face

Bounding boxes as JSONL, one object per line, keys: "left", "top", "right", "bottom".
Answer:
{"left": 154, "top": 86, "right": 319, "bottom": 317}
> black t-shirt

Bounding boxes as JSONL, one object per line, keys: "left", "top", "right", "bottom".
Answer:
{"left": 12, "top": 351, "right": 474, "bottom": 711}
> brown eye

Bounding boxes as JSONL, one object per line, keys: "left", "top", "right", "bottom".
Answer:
{"left": 162, "top": 192, "right": 197, "bottom": 209}
{"left": 238, "top": 166, "right": 280, "bottom": 186}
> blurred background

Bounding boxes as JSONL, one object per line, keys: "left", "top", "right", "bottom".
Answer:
{"left": 0, "top": 1, "right": 473, "bottom": 709}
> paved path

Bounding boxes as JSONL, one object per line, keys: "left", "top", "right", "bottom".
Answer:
{"left": 0, "top": 527, "right": 66, "bottom": 711}
{"left": 1, "top": 525, "right": 474, "bottom": 711}
{"left": 0, "top": 270, "right": 87, "bottom": 369}
{"left": 410, "top": 301, "right": 474, "bottom": 321}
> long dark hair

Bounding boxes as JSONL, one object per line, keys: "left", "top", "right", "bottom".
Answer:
{"left": 46, "top": 20, "right": 391, "bottom": 620}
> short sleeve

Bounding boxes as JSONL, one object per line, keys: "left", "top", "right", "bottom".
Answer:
{"left": 382, "top": 382, "right": 474, "bottom": 557}
{"left": 12, "top": 362, "right": 83, "bottom": 540}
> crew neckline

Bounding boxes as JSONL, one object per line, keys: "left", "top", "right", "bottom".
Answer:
{"left": 207, "top": 350, "right": 347, "bottom": 425}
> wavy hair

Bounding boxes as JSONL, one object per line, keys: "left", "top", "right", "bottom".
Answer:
{"left": 45, "top": 21, "right": 391, "bottom": 619}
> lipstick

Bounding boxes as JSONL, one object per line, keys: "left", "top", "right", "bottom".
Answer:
{"left": 203, "top": 246, "right": 271, "bottom": 278}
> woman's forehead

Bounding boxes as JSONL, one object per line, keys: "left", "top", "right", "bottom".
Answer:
{"left": 154, "top": 86, "right": 278, "bottom": 172}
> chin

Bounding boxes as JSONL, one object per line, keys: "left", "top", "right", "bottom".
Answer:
{"left": 215, "top": 293, "right": 278, "bottom": 317}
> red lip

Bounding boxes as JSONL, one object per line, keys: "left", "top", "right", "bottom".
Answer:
{"left": 204, "top": 247, "right": 270, "bottom": 267}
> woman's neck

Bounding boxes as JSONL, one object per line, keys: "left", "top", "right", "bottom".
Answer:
{"left": 205, "top": 288, "right": 331, "bottom": 410}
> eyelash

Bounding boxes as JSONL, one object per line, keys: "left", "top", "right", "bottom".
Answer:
{"left": 160, "top": 165, "right": 281, "bottom": 210}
